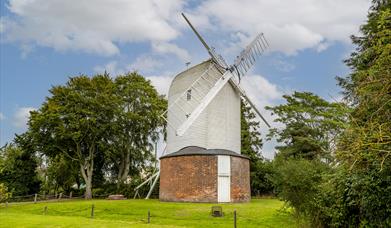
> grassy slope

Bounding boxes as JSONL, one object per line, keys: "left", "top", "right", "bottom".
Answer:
{"left": 0, "top": 198, "right": 297, "bottom": 227}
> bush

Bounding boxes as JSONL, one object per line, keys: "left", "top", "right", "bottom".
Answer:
{"left": 312, "top": 165, "right": 391, "bottom": 227}
{"left": 271, "top": 158, "right": 330, "bottom": 218}
{"left": 0, "top": 183, "right": 12, "bottom": 202}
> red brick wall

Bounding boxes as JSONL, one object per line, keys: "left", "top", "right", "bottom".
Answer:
{"left": 160, "top": 155, "right": 218, "bottom": 202}
{"left": 230, "top": 156, "right": 251, "bottom": 202}
{"left": 159, "top": 155, "right": 250, "bottom": 203}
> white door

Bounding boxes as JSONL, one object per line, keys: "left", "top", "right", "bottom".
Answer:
{"left": 217, "top": 156, "right": 231, "bottom": 202}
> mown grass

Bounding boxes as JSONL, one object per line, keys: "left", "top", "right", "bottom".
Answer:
{"left": 0, "top": 198, "right": 298, "bottom": 227}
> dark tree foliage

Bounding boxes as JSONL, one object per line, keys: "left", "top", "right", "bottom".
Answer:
{"left": 266, "top": 91, "right": 348, "bottom": 161}
{"left": 240, "top": 100, "right": 274, "bottom": 195}
{"left": 28, "top": 74, "right": 118, "bottom": 199}
{"left": 46, "top": 154, "right": 80, "bottom": 193}
{"left": 266, "top": 92, "right": 346, "bottom": 221}
{"left": 0, "top": 134, "right": 41, "bottom": 196}
{"left": 317, "top": 1, "right": 391, "bottom": 226}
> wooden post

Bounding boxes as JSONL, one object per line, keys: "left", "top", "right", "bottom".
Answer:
{"left": 34, "top": 194, "right": 37, "bottom": 203}
{"left": 234, "top": 210, "right": 237, "bottom": 228}
{"left": 91, "top": 204, "right": 95, "bottom": 218}
{"left": 44, "top": 206, "right": 47, "bottom": 215}
{"left": 70, "top": 192, "right": 73, "bottom": 199}
{"left": 59, "top": 193, "right": 62, "bottom": 201}
{"left": 148, "top": 210, "right": 150, "bottom": 223}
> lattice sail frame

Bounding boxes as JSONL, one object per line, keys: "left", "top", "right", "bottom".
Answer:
{"left": 162, "top": 13, "right": 270, "bottom": 136}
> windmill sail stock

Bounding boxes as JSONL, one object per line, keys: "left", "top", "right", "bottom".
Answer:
{"left": 161, "top": 13, "right": 270, "bottom": 136}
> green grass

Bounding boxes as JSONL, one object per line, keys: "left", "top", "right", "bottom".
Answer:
{"left": 0, "top": 198, "right": 298, "bottom": 227}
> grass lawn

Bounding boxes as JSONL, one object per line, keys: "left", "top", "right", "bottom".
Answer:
{"left": 0, "top": 198, "right": 298, "bottom": 227}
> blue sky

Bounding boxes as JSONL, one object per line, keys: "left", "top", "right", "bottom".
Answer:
{"left": 0, "top": 0, "right": 370, "bottom": 158}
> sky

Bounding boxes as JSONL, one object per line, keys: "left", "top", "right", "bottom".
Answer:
{"left": 0, "top": 0, "right": 371, "bottom": 159}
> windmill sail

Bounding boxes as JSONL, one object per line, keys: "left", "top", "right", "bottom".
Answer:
{"left": 181, "top": 13, "right": 228, "bottom": 69}
{"left": 230, "top": 33, "right": 268, "bottom": 82}
{"left": 163, "top": 14, "right": 270, "bottom": 137}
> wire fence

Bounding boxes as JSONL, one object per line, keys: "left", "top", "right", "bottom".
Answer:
{"left": 1, "top": 194, "right": 239, "bottom": 226}
{"left": 2, "top": 192, "right": 106, "bottom": 204}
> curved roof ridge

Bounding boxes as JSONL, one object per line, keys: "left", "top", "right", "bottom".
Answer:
{"left": 160, "top": 146, "right": 248, "bottom": 159}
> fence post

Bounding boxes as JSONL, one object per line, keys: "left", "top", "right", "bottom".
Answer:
{"left": 34, "top": 194, "right": 37, "bottom": 204}
{"left": 44, "top": 206, "right": 47, "bottom": 215}
{"left": 91, "top": 204, "right": 95, "bottom": 218}
{"left": 234, "top": 210, "right": 237, "bottom": 228}
{"left": 70, "top": 192, "right": 73, "bottom": 199}
{"left": 148, "top": 210, "right": 150, "bottom": 223}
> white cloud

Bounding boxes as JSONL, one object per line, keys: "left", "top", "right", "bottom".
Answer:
{"left": 191, "top": 0, "right": 370, "bottom": 55}
{"left": 0, "top": 112, "right": 5, "bottom": 120}
{"left": 151, "top": 42, "right": 190, "bottom": 61}
{"left": 94, "top": 59, "right": 174, "bottom": 96}
{"left": 240, "top": 74, "right": 284, "bottom": 159}
{"left": 12, "top": 107, "right": 36, "bottom": 129}
{"left": 1, "top": 0, "right": 370, "bottom": 57}
{"left": 129, "top": 55, "right": 164, "bottom": 74}
{"left": 146, "top": 75, "right": 173, "bottom": 96}
{"left": 271, "top": 58, "right": 296, "bottom": 73}
{"left": 1, "top": 0, "right": 184, "bottom": 56}
{"left": 93, "top": 61, "right": 125, "bottom": 76}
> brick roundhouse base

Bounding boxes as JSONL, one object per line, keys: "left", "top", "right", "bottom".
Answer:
{"left": 159, "top": 147, "right": 250, "bottom": 203}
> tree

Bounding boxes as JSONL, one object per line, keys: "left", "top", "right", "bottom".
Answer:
{"left": 46, "top": 155, "right": 80, "bottom": 193}
{"left": 240, "top": 100, "right": 274, "bottom": 195}
{"left": 266, "top": 91, "right": 348, "bottom": 161}
{"left": 110, "top": 73, "right": 166, "bottom": 186}
{"left": 29, "top": 74, "right": 118, "bottom": 199}
{"left": 317, "top": 1, "right": 391, "bottom": 226}
{"left": 265, "top": 92, "right": 347, "bottom": 219}
{"left": 0, "top": 135, "right": 41, "bottom": 196}
{"left": 336, "top": 0, "right": 391, "bottom": 171}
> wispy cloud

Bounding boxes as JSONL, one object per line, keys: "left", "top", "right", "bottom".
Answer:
{"left": 1, "top": 0, "right": 369, "bottom": 58}
{"left": 12, "top": 107, "right": 35, "bottom": 129}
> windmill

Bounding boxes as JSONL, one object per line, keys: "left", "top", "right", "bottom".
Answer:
{"left": 136, "top": 13, "right": 270, "bottom": 202}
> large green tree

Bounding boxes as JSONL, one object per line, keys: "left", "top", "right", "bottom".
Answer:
{"left": 28, "top": 74, "right": 117, "bottom": 199}
{"left": 317, "top": 1, "right": 391, "bottom": 226}
{"left": 110, "top": 72, "right": 166, "bottom": 186}
{"left": 266, "top": 92, "right": 348, "bottom": 161}
{"left": 265, "top": 92, "right": 348, "bottom": 219}
{"left": 336, "top": 0, "right": 391, "bottom": 171}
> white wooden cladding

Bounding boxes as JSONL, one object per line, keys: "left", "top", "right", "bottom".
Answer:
{"left": 166, "top": 60, "right": 241, "bottom": 154}
{"left": 217, "top": 155, "right": 231, "bottom": 202}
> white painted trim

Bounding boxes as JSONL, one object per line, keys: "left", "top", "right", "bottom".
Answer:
{"left": 217, "top": 155, "right": 231, "bottom": 203}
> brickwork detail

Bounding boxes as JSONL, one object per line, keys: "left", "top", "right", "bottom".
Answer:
{"left": 159, "top": 154, "right": 250, "bottom": 203}
{"left": 230, "top": 156, "right": 251, "bottom": 202}
{"left": 160, "top": 155, "right": 217, "bottom": 202}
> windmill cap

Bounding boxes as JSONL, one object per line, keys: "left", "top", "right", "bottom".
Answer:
{"left": 160, "top": 146, "right": 249, "bottom": 160}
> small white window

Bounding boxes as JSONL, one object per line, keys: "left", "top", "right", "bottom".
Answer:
{"left": 186, "top": 89, "right": 192, "bottom": 101}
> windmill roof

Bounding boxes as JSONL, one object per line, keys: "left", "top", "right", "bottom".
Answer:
{"left": 160, "top": 146, "right": 249, "bottom": 159}
{"left": 170, "top": 58, "right": 212, "bottom": 84}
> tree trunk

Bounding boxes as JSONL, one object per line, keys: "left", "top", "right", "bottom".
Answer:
{"left": 117, "top": 149, "right": 130, "bottom": 187}
{"left": 81, "top": 163, "right": 93, "bottom": 199}
{"left": 80, "top": 146, "right": 94, "bottom": 199}
{"left": 121, "top": 150, "right": 131, "bottom": 182}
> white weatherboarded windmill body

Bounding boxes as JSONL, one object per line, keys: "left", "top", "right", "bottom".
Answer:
{"left": 135, "top": 13, "right": 269, "bottom": 203}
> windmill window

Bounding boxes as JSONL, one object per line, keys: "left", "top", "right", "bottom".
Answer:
{"left": 187, "top": 89, "right": 192, "bottom": 101}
